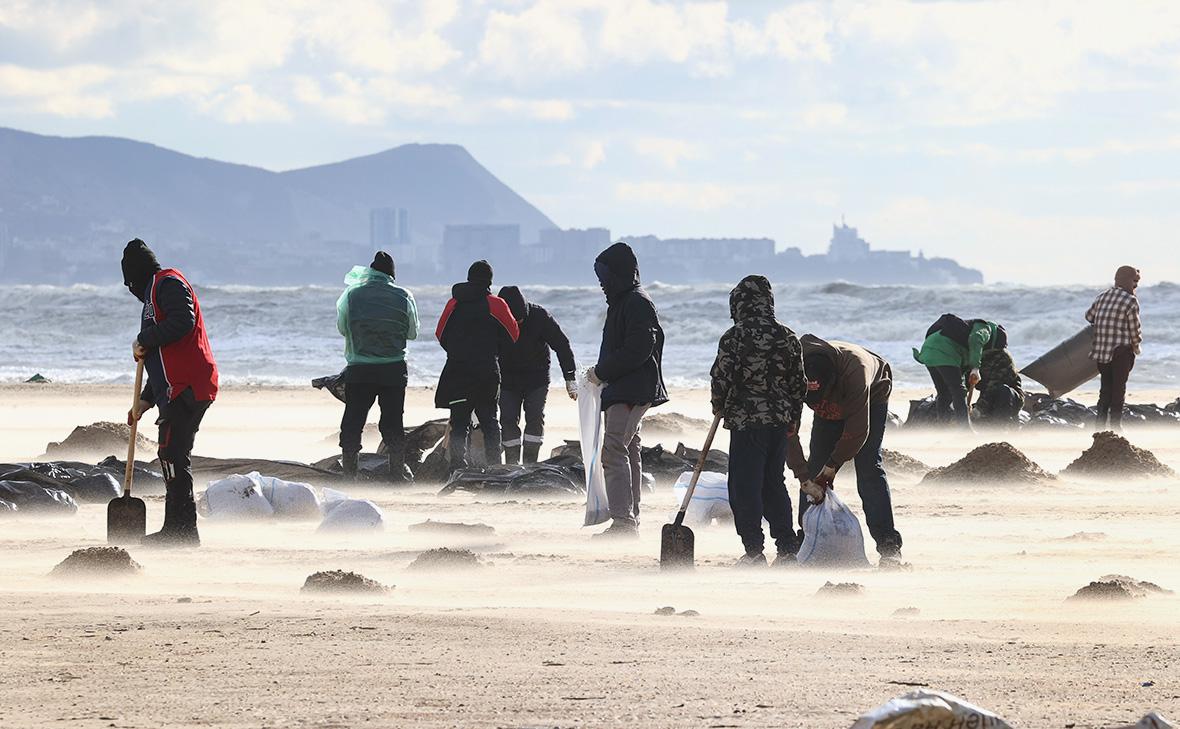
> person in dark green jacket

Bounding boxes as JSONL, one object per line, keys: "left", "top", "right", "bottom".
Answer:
{"left": 913, "top": 314, "right": 1000, "bottom": 427}
{"left": 337, "top": 252, "right": 420, "bottom": 481}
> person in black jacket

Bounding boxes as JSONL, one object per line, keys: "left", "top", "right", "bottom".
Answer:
{"left": 586, "top": 242, "right": 668, "bottom": 539}
{"left": 496, "top": 286, "right": 577, "bottom": 464}
{"left": 435, "top": 261, "right": 520, "bottom": 470}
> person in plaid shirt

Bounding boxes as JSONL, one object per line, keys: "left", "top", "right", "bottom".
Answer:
{"left": 1086, "top": 266, "right": 1142, "bottom": 431}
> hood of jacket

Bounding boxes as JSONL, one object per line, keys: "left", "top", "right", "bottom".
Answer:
{"left": 452, "top": 280, "right": 490, "bottom": 303}
{"left": 497, "top": 285, "right": 528, "bottom": 321}
{"left": 594, "top": 242, "right": 641, "bottom": 300}
{"left": 729, "top": 275, "right": 776, "bottom": 324}
{"left": 800, "top": 333, "right": 840, "bottom": 405}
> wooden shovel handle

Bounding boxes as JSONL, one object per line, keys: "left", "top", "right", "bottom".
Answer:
{"left": 674, "top": 414, "right": 722, "bottom": 521}
{"left": 125, "top": 359, "right": 144, "bottom": 497}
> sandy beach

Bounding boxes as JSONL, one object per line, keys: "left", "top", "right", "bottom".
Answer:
{"left": 2, "top": 382, "right": 1179, "bottom": 728}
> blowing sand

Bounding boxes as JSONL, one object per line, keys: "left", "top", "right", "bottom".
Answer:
{"left": 2, "top": 382, "right": 1179, "bottom": 728}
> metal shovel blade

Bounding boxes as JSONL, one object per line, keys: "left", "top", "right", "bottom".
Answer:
{"left": 107, "top": 494, "right": 146, "bottom": 545}
{"left": 660, "top": 522, "right": 694, "bottom": 570}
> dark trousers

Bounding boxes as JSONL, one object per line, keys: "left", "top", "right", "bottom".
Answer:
{"left": 157, "top": 394, "right": 211, "bottom": 531}
{"left": 449, "top": 397, "right": 502, "bottom": 468}
{"left": 799, "top": 402, "right": 902, "bottom": 555}
{"left": 929, "top": 365, "right": 969, "bottom": 426}
{"left": 1097, "top": 345, "right": 1136, "bottom": 430}
{"left": 500, "top": 385, "right": 548, "bottom": 450}
{"left": 727, "top": 425, "right": 797, "bottom": 556}
{"left": 339, "top": 364, "right": 408, "bottom": 455}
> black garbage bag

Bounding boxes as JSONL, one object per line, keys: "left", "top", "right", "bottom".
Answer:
{"left": 0, "top": 498, "right": 15, "bottom": 514}
{"left": 96, "top": 456, "right": 166, "bottom": 488}
{"left": 638, "top": 444, "right": 694, "bottom": 480}
{"left": 439, "top": 462, "right": 585, "bottom": 496}
{"left": 674, "top": 443, "right": 729, "bottom": 473}
{"left": 311, "top": 372, "right": 347, "bottom": 403}
{"left": 312, "top": 452, "right": 414, "bottom": 482}
{"left": 1125, "top": 403, "right": 1180, "bottom": 425}
{"left": 0, "top": 481, "right": 78, "bottom": 514}
{"left": 905, "top": 396, "right": 941, "bottom": 427}
{"left": 0, "top": 462, "right": 123, "bottom": 502}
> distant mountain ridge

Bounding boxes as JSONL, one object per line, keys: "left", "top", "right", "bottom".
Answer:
{"left": 0, "top": 126, "right": 555, "bottom": 284}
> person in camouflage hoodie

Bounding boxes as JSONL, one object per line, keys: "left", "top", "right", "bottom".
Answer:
{"left": 710, "top": 275, "right": 807, "bottom": 567}
{"left": 975, "top": 346, "right": 1024, "bottom": 423}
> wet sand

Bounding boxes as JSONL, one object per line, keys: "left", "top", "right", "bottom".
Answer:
{"left": 1, "top": 383, "right": 1178, "bottom": 728}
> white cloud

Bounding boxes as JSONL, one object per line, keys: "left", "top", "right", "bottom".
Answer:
{"left": 0, "top": 63, "right": 114, "bottom": 118}
{"left": 798, "top": 102, "right": 847, "bottom": 129}
{"left": 293, "top": 73, "right": 458, "bottom": 124}
{"left": 490, "top": 97, "right": 576, "bottom": 121}
{"left": 614, "top": 180, "right": 736, "bottom": 210}
{"left": 199, "top": 84, "right": 291, "bottom": 123}
{"left": 478, "top": 2, "right": 590, "bottom": 78}
{"left": 582, "top": 140, "right": 606, "bottom": 169}
{"left": 761, "top": 3, "right": 833, "bottom": 61}
{"left": 631, "top": 136, "right": 701, "bottom": 169}
{"left": 0, "top": 0, "right": 111, "bottom": 51}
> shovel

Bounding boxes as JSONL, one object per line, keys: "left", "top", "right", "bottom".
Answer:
{"left": 660, "top": 414, "right": 721, "bottom": 571}
{"left": 107, "top": 359, "right": 147, "bottom": 544}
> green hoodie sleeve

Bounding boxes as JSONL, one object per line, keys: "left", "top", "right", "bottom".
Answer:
{"left": 967, "top": 322, "right": 996, "bottom": 370}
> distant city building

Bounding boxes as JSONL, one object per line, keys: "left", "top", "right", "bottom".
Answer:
{"left": 535, "top": 227, "right": 612, "bottom": 265}
{"left": 443, "top": 224, "right": 521, "bottom": 268}
{"left": 827, "top": 221, "right": 871, "bottom": 263}
{"left": 624, "top": 236, "right": 775, "bottom": 263}
{"left": 370, "top": 207, "right": 410, "bottom": 250}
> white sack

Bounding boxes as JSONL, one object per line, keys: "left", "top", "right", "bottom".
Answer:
{"left": 797, "top": 489, "right": 869, "bottom": 567}
{"left": 197, "top": 473, "right": 274, "bottom": 521}
{"left": 851, "top": 689, "right": 1013, "bottom": 729}
{"left": 671, "top": 471, "right": 731, "bottom": 525}
{"left": 578, "top": 373, "right": 610, "bottom": 527}
{"left": 1115, "top": 713, "right": 1175, "bottom": 729}
{"left": 318, "top": 497, "right": 384, "bottom": 532}
{"left": 255, "top": 474, "right": 322, "bottom": 520}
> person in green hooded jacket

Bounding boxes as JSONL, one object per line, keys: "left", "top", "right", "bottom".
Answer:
{"left": 913, "top": 314, "right": 1000, "bottom": 427}
{"left": 336, "top": 251, "right": 420, "bottom": 481}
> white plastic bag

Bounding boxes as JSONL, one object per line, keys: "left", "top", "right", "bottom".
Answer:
{"left": 851, "top": 689, "right": 1013, "bottom": 729}
{"left": 197, "top": 473, "right": 275, "bottom": 521}
{"left": 578, "top": 373, "right": 610, "bottom": 526}
{"left": 671, "top": 471, "right": 731, "bottom": 525}
{"left": 797, "top": 489, "right": 869, "bottom": 567}
{"left": 1116, "top": 713, "right": 1175, "bottom": 729}
{"left": 255, "top": 474, "right": 322, "bottom": 520}
{"left": 318, "top": 496, "right": 384, "bottom": 531}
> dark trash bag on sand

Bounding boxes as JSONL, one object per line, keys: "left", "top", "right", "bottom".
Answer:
{"left": 312, "top": 372, "right": 348, "bottom": 403}
{"left": 439, "top": 461, "right": 585, "bottom": 496}
{"left": 0, "top": 462, "right": 123, "bottom": 502}
{"left": 0, "top": 481, "right": 79, "bottom": 514}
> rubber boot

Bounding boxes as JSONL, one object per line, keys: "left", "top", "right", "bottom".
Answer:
{"left": 143, "top": 483, "right": 200, "bottom": 548}
{"left": 522, "top": 442, "right": 541, "bottom": 464}
{"left": 342, "top": 450, "right": 359, "bottom": 480}
{"left": 504, "top": 445, "right": 521, "bottom": 465}
{"left": 388, "top": 447, "right": 412, "bottom": 484}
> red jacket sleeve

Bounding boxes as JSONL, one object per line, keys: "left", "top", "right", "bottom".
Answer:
{"left": 487, "top": 296, "right": 520, "bottom": 342}
{"left": 436, "top": 299, "right": 457, "bottom": 342}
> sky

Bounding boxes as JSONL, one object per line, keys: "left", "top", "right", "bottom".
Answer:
{"left": 2, "top": 0, "right": 1179, "bottom": 285}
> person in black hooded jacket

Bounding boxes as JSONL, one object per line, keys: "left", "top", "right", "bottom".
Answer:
{"left": 586, "top": 242, "right": 668, "bottom": 539}
{"left": 496, "top": 286, "right": 577, "bottom": 464}
{"left": 435, "top": 260, "right": 520, "bottom": 470}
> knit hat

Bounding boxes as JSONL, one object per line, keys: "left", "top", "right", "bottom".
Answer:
{"left": 371, "top": 251, "right": 395, "bottom": 277}
{"left": 467, "top": 260, "right": 493, "bottom": 287}
{"left": 121, "top": 238, "right": 161, "bottom": 301}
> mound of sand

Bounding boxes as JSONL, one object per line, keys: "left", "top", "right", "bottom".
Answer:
{"left": 1068, "top": 575, "right": 1171, "bottom": 602}
{"left": 921, "top": 442, "right": 1055, "bottom": 485}
{"left": 641, "top": 412, "right": 712, "bottom": 437}
{"left": 1062, "top": 431, "right": 1176, "bottom": 479}
{"left": 892, "top": 607, "right": 920, "bottom": 617}
{"left": 43, "top": 422, "right": 156, "bottom": 459}
{"left": 51, "top": 547, "right": 141, "bottom": 578}
{"left": 882, "top": 449, "right": 929, "bottom": 475}
{"left": 816, "top": 581, "right": 864, "bottom": 597}
{"left": 407, "top": 548, "right": 482, "bottom": 571}
{"left": 408, "top": 520, "right": 496, "bottom": 536}
{"left": 301, "top": 570, "right": 389, "bottom": 594}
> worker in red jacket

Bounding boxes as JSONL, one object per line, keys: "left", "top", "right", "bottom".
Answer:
{"left": 122, "top": 239, "right": 218, "bottom": 547}
{"left": 435, "top": 260, "right": 519, "bottom": 471}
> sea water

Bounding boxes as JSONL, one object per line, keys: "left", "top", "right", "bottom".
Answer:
{"left": 2, "top": 281, "right": 1177, "bottom": 393}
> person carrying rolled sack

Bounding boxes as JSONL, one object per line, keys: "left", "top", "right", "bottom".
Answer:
{"left": 585, "top": 242, "right": 667, "bottom": 540}
{"left": 1087, "top": 265, "right": 1142, "bottom": 432}
{"left": 336, "top": 251, "right": 420, "bottom": 482}
{"left": 435, "top": 260, "right": 520, "bottom": 471}
{"left": 710, "top": 275, "right": 807, "bottom": 568}
{"left": 913, "top": 314, "right": 1002, "bottom": 427}
{"left": 122, "top": 238, "right": 218, "bottom": 548}
{"left": 496, "top": 286, "right": 577, "bottom": 465}
{"left": 787, "top": 335, "right": 904, "bottom": 566}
